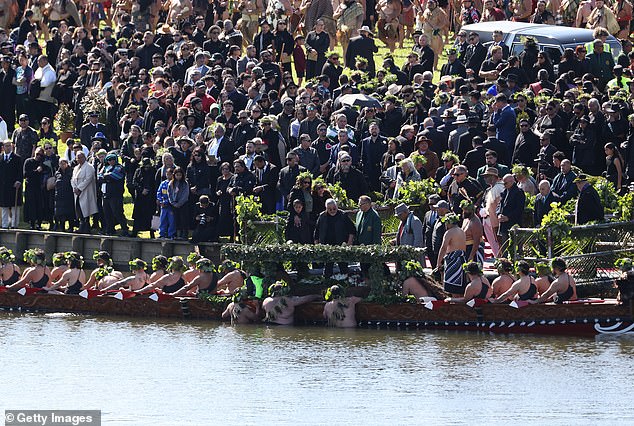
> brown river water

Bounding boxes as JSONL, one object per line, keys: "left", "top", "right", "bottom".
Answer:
{"left": 0, "top": 312, "right": 633, "bottom": 425}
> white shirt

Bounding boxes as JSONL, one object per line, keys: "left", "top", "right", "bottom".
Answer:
{"left": 207, "top": 136, "right": 223, "bottom": 158}
{"left": 0, "top": 120, "right": 7, "bottom": 141}
{"left": 34, "top": 63, "right": 56, "bottom": 87}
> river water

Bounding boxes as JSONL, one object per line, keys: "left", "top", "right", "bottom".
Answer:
{"left": 1, "top": 312, "right": 633, "bottom": 426}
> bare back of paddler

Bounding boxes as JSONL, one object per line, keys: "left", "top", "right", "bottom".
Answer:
{"left": 263, "top": 294, "right": 322, "bottom": 325}
{"left": 222, "top": 300, "right": 261, "bottom": 324}
{"left": 172, "top": 271, "right": 216, "bottom": 296}
{"left": 6, "top": 264, "right": 50, "bottom": 291}
{"left": 216, "top": 269, "right": 246, "bottom": 295}
{"left": 323, "top": 296, "right": 362, "bottom": 327}
{"left": 102, "top": 270, "right": 150, "bottom": 292}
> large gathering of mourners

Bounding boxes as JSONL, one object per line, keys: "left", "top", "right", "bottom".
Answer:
{"left": 0, "top": 245, "right": 582, "bottom": 327}
{"left": 0, "top": 0, "right": 631, "bottom": 325}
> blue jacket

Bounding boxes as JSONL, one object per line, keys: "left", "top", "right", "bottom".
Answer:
{"left": 493, "top": 105, "right": 517, "bottom": 146}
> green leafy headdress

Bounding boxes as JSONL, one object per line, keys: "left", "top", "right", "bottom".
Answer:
{"left": 129, "top": 258, "right": 148, "bottom": 272}
{"left": 23, "top": 248, "right": 46, "bottom": 266}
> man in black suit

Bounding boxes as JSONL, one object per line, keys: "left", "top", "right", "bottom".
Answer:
{"left": 252, "top": 155, "right": 280, "bottom": 214}
{"left": 277, "top": 152, "right": 306, "bottom": 203}
{"left": 345, "top": 26, "right": 378, "bottom": 76}
{"left": 79, "top": 111, "right": 108, "bottom": 149}
{"left": 482, "top": 124, "right": 510, "bottom": 166}
{"left": 429, "top": 200, "right": 450, "bottom": 269}
{"left": 0, "top": 141, "right": 23, "bottom": 228}
{"left": 361, "top": 122, "right": 388, "bottom": 192}
{"left": 574, "top": 174, "right": 604, "bottom": 225}
{"left": 422, "top": 194, "right": 441, "bottom": 268}
{"left": 439, "top": 48, "right": 466, "bottom": 79}
{"left": 457, "top": 115, "right": 486, "bottom": 161}
{"left": 487, "top": 30, "right": 510, "bottom": 60}
{"left": 496, "top": 174, "right": 525, "bottom": 256}
{"left": 464, "top": 32, "right": 487, "bottom": 81}
{"left": 534, "top": 179, "right": 554, "bottom": 226}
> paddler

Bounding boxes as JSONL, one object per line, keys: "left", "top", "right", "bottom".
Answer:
{"left": 183, "top": 252, "right": 202, "bottom": 283}
{"left": 6, "top": 248, "right": 50, "bottom": 291}
{"left": 222, "top": 287, "right": 261, "bottom": 324}
{"left": 43, "top": 251, "right": 85, "bottom": 294}
{"left": 149, "top": 255, "right": 169, "bottom": 284}
{"left": 135, "top": 256, "right": 187, "bottom": 294}
{"left": 101, "top": 258, "right": 150, "bottom": 292}
{"left": 322, "top": 285, "right": 362, "bottom": 327}
{"left": 445, "top": 261, "right": 491, "bottom": 303}
{"left": 0, "top": 247, "right": 20, "bottom": 286}
{"left": 85, "top": 251, "right": 123, "bottom": 289}
{"left": 172, "top": 258, "right": 219, "bottom": 296}
{"left": 215, "top": 260, "right": 247, "bottom": 295}
{"left": 530, "top": 258, "right": 578, "bottom": 304}
{"left": 50, "top": 252, "right": 68, "bottom": 283}
{"left": 262, "top": 281, "right": 321, "bottom": 325}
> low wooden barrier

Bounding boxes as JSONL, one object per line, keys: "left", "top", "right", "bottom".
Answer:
{"left": 0, "top": 229, "right": 223, "bottom": 269}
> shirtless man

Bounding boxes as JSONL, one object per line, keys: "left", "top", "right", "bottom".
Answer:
{"left": 461, "top": 200, "right": 483, "bottom": 264}
{"left": 6, "top": 248, "right": 50, "bottom": 291}
{"left": 215, "top": 261, "right": 246, "bottom": 295}
{"left": 85, "top": 251, "right": 123, "bottom": 289}
{"left": 323, "top": 285, "right": 362, "bottom": 327}
{"left": 576, "top": 0, "right": 595, "bottom": 28}
{"left": 237, "top": 0, "right": 264, "bottom": 46}
{"left": 222, "top": 291, "right": 261, "bottom": 324}
{"left": 491, "top": 258, "right": 515, "bottom": 298}
{"left": 436, "top": 213, "right": 467, "bottom": 297}
{"left": 445, "top": 261, "right": 491, "bottom": 303}
{"left": 262, "top": 281, "right": 321, "bottom": 325}
{"left": 173, "top": 258, "right": 218, "bottom": 296}
{"left": 613, "top": 0, "right": 633, "bottom": 39}
{"left": 86, "top": 267, "right": 120, "bottom": 290}
{"left": 101, "top": 259, "right": 150, "bottom": 291}
{"left": 168, "top": 0, "right": 193, "bottom": 24}
{"left": 50, "top": 253, "right": 68, "bottom": 283}
{"left": 421, "top": 0, "right": 449, "bottom": 70}
{"left": 377, "top": 0, "right": 403, "bottom": 53}
{"left": 530, "top": 258, "right": 578, "bottom": 304}
{"left": 490, "top": 260, "right": 538, "bottom": 302}
{"left": 511, "top": 0, "right": 533, "bottom": 22}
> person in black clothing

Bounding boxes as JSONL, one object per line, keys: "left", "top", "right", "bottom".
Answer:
{"left": 17, "top": 11, "right": 36, "bottom": 46}
{"left": 227, "top": 159, "right": 256, "bottom": 197}
{"left": 203, "top": 26, "right": 229, "bottom": 56}
{"left": 252, "top": 155, "right": 280, "bottom": 214}
{"left": 457, "top": 115, "right": 486, "bottom": 160}
{"left": 322, "top": 52, "right": 343, "bottom": 91}
{"left": 273, "top": 19, "right": 294, "bottom": 73}
{"left": 186, "top": 147, "right": 216, "bottom": 203}
{"left": 134, "top": 32, "right": 162, "bottom": 71}
{"left": 191, "top": 195, "right": 218, "bottom": 244}
{"left": 314, "top": 198, "right": 356, "bottom": 277}
{"left": 512, "top": 119, "right": 540, "bottom": 166}
{"left": 496, "top": 174, "right": 525, "bottom": 255}
{"left": 574, "top": 174, "right": 604, "bottom": 225}
{"left": 464, "top": 32, "right": 487, "bottom": 81}
{"left": 131, "top": 157, "right": 157, "bottom": 237}
{"left": 534, "top": 179, "right": 555, "bottom": 226}
{"left": 253, "top": 20, "right": 274, "bottom": 57}
{"left": 463, "top": 136, "right": 486, "bottom": 178}
{"left": 0, "top": 55, "right": 16, "bottom": 134}
{"left": 440, "top": 48, "right": 466, "bottom": 79}
{"left": 326, "top": 151, "right": 369, "bottom": 201}
{"left": 345, "top": 26, "right": 378, "bottom": 77}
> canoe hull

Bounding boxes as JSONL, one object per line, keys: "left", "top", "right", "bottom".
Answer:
{"left": 0, "top": 292, "right": 632, "bottom": 336}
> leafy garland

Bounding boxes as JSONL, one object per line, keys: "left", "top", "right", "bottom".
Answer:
{"left": 152, "top": 255, "right": 168, "bottom": 271}
{"left": 396, "top": 178, "right": 439, "bottom": 206}
{"left": 129, "top": 258, "right": 147, "bottom": 271}
{"left": 539, "top": 202, "right": 571, "bottom": 240}
{"left": 618, "top": 191, "right": 634, "bottom": 221}
{"left": 54, "top": 103, "right": 76, "bottom": 133}
{"left": 52, "top": 252, "right": 66, "bottom": 267}
{"left": 167, "top": 256, "right": 187, "bottom": 272}
{"left": 186, "top": 252, "right": 201, "bottom": 265}
{"left": 23, "top": 248, "right": 45, "bottom": 266}
{"left": 196, "top": 258, "right": 216, "bottom": 273}
{"left": 0, "top": 247, "right": 16, "bottom": 264}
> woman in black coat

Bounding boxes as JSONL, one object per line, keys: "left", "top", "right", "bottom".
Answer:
{"left": 53, "top": 159, "right": 75, "bottom": 231}
{"left": 215, "top": 163, "right": 234, "bottom": 238}
{"left": 186, "top": 147, "right": 217, "bottom": 203}
{"left": 132, "top": 158, "right": 157, "bottom": 237}
{"left": 23, "top": 149, "right": 49, "bottom": 229}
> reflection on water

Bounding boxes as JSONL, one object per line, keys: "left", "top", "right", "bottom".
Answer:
{"left": 1, "top": 312, "right": 633, "bottom": 425}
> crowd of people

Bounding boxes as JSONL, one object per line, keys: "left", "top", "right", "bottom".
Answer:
{"left": 0, "top": 0, "right": 632, "bottom": 299}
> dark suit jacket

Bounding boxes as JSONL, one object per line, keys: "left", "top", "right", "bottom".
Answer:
{"left": 0, "top": 153, "right": 23, "bottom": 207}
{"left": 575, "top": 184, "right": 604, "bottom": 225}
{"left": 465, "top": 43, "right": 487, "bottom": 75}
{"left": 278, "top": 164, "right": 306, "bottom": 199}
{"left": 356, "top": 208, "right": 382, "bottom": 245}
{"left": 497, "top": 184, "right": 525, "bottom": 233}
{"left": 440, "top": 60, "right": 466, "bottom": 79}
{"left": 79, "top": 123, "right": 108, "bottom": 149}
{"left": 420, "top": 127, "right": 447, "bottom": 154}
{"left": 345, "top": 35, "right": 378, "bottom": 75}
{"left": 254, "top": 163, "right": 280, "bottom": 214}
{"left": 534, "top": 192, "right": 554, "bottom": 226}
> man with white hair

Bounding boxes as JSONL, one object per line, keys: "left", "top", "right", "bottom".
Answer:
{"left": 534, "top": 179, "right": 554, "bottom": 226}
{"left": 314, "top": 198, "right": 356, "bottom": 277}
{"left": 381, "top": 152, "right": 406, "bottom": 198}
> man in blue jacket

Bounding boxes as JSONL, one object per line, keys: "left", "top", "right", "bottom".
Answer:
{"left": 492, "top": 93, "right": 516, "bottom": 154}
{"left": 98, "top": 152, "right": 129, "bottom": 236}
